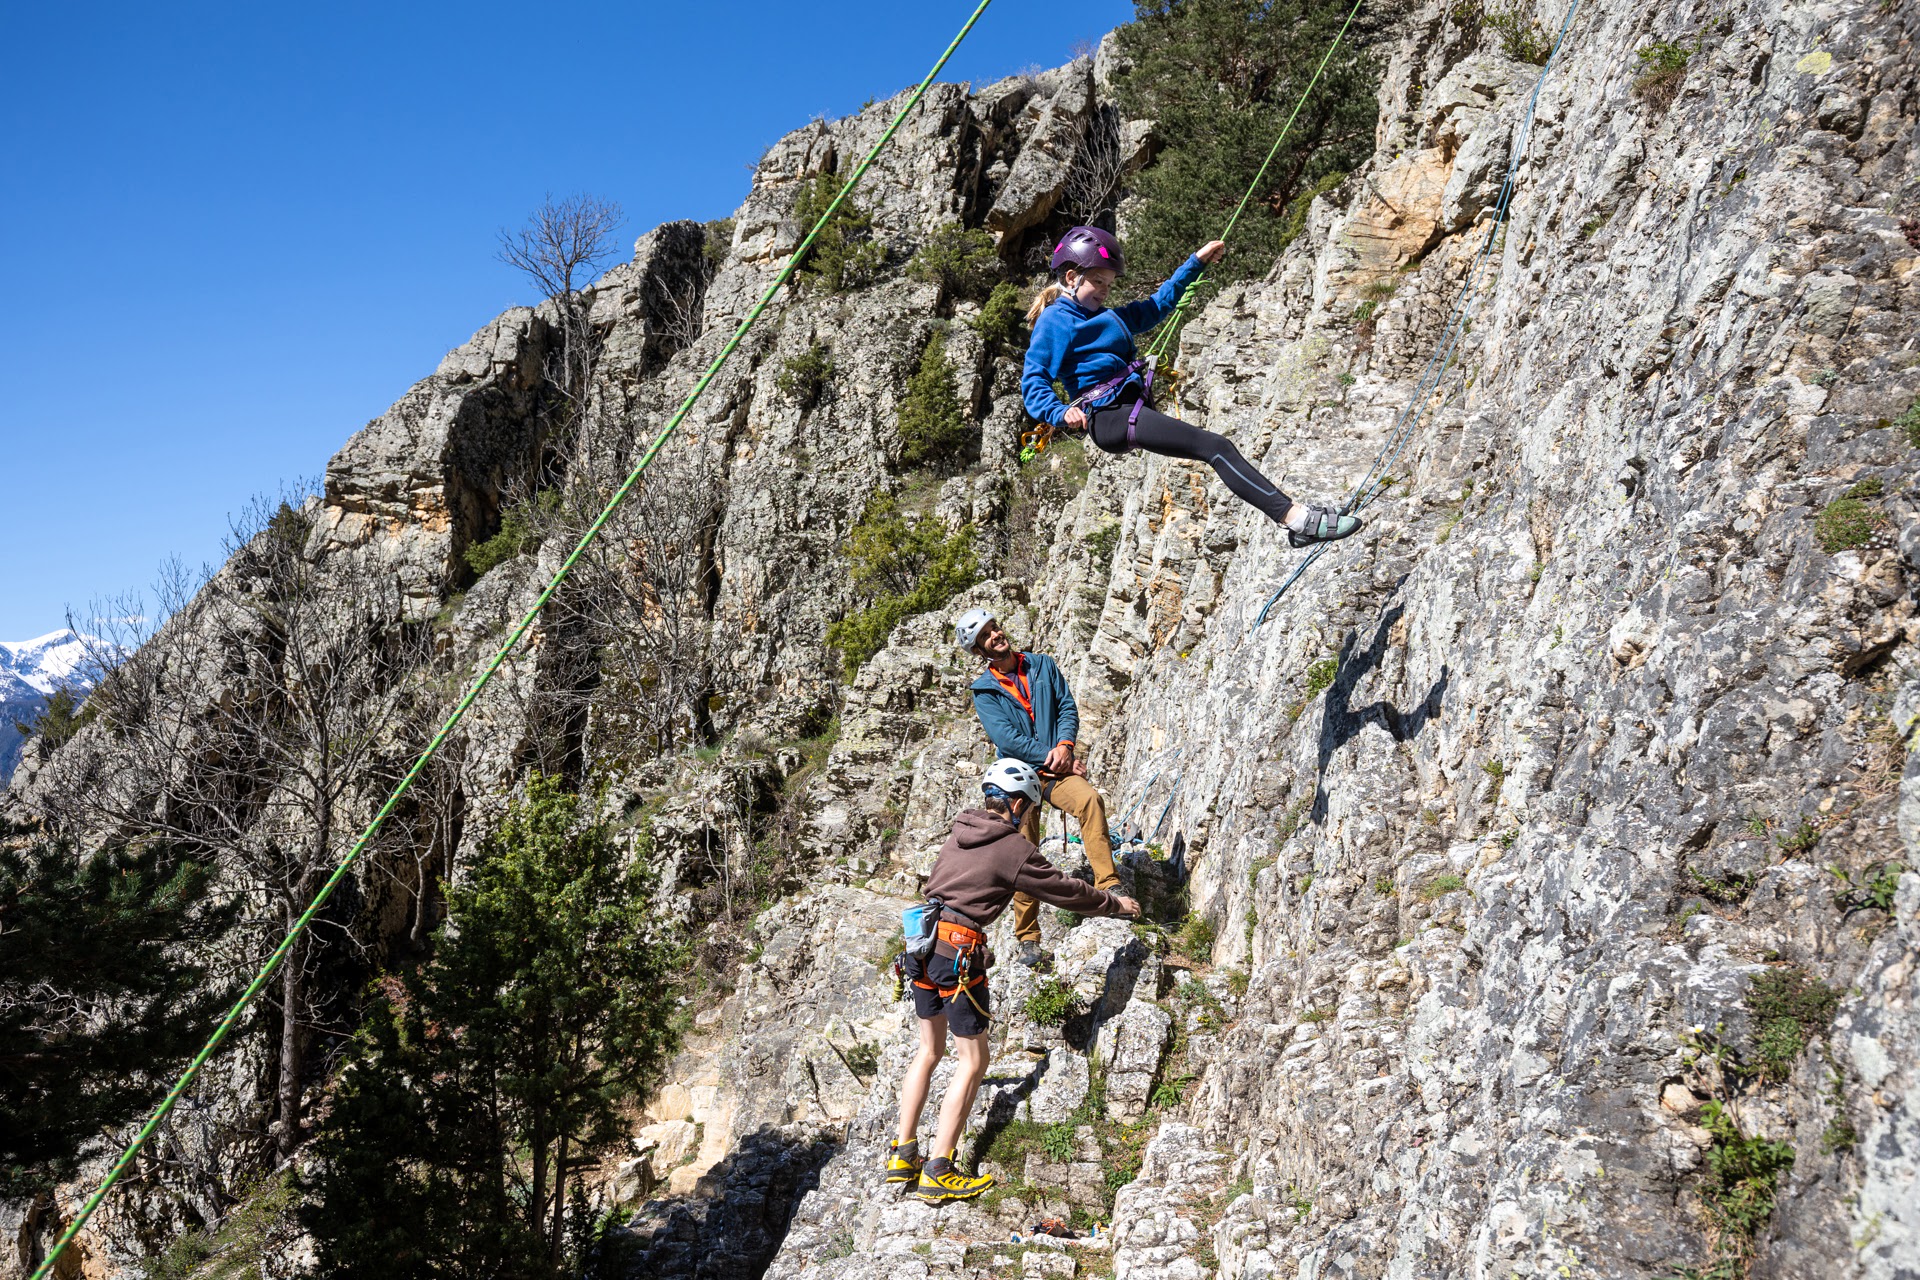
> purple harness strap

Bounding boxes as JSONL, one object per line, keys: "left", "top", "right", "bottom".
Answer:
{"left": 1067, "top": 357, "right": 1154, "bottom": 451}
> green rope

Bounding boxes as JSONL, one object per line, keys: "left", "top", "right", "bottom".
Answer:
{"left": 26, "top": 4, "right": 993, "bottom": 1274}
{"left": 1142, "top": 0, "right": 1365, "bottom": 364}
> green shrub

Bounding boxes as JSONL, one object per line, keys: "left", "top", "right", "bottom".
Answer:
{"left": 1694, "top": 1101, "right": 1795, "bottom": 1273}
{"left": 824, "top": 497, "right": 980, "bottom": 677}
{"left": 897, "top": 329, "right": 971, "bottom": 467}
{"left": 1814, "top": 496, "right": 1884, "bottom": 553}
{"left": 1303, "top": 657, "right": 1338, "bottom": 699}
{"left": 1416, "top": 873, "right": 1466, "bottom": 901}
{"left": 14, "top": 684, "right": 94, "bottom": 749}
{"left": 702, "top": 217, "right": 735, "bottom": 273}
{"left": 790, "top": 170, "right": 885, "bottom": 293}
{"left": 1086, "top": 521, "right": 1122, "bottom": 577}
{"left": 1845, "top": 476, "right": 1884, "bottom": 499}
{"left": 906, "top": 223, "right": 1001, "bottom": 300}
{"left": 1748, "top": 967, "right": 1836, "bottom": 1080}
{"left": 1039, "top": 1122, "right": 1076, "bottom": 1162}
{"left": 1894, "top": 399, "right": 1920, "bottom": 447}
{"left": 465, "top": 490, "right": 559, "bottom": 577}
{"left": 1632, "top": 40, "right": 1693, "bottom": 107}
{"left": 776, "top": 342, "right": 835, "bottom": 407}
{"left": 1173, "top": 913, "right": 1216, "bottom": 963}
{"left": 971, "top": 281, "right": 1027, "bottom": 348}
{"left": 1113, "top": 0, "right": 1380, "bottom": 287}
{"left": 1775, "top": 818, "right": 1820, "bottom": 854}
{"left": 1489, "top": 7, "right": 1552, "bottom": 63}
{"left": 1024, "top": 978, "right": 1080, "bottom": 1026}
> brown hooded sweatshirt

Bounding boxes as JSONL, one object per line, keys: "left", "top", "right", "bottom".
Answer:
{"left": 924, "top": 808, "right": 1123, "bottom": 940}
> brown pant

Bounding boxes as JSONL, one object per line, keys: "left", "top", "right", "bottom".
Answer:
{"left": 1010, "top": 773, "right": 1120, "bottom": 942}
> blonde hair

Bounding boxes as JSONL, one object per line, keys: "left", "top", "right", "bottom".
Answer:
{"left": 1025, "top": 278, "right": 1070, "bottom": 322}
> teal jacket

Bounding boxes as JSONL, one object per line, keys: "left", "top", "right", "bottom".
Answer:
{"left": 969, "top": 653, "right": 1079, "bottom": 768}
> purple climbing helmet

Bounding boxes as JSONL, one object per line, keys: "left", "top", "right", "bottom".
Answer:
{"left": 1050, "top": 225, "right": 1124, "bottom": 277}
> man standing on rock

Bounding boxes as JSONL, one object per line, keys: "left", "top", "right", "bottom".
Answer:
{"left": 953, "top": 608, "right": 1121, "bottom": 966}
{"left": 893, "top": 758, "right": 1139, "bottom": 1203}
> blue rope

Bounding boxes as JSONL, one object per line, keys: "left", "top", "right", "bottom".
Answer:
{"left": 1254, "top": 0, "right": 1582, "bottom": 630}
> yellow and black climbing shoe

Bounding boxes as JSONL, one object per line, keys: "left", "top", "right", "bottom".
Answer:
{"left": 884, "top": 1139, "right": 926, "bottom": 1184}
{"left": 914, "top": 1164, "right": 994, "bottom": 1204}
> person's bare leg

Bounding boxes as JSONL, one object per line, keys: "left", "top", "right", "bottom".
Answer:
{"left": 897, "top": 1013, "right": 946, "bottom": 1145}
{"left": 931, "top": 1030, "right": 992, "bottom": 1160}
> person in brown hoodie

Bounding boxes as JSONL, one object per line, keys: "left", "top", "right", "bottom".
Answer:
{"left": 892, "top": 758, "right": 1141, "bottom": 1204}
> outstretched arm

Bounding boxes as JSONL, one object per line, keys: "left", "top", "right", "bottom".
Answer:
{"left": 1113, "top": 241, "right": 1225, "bottom": 333}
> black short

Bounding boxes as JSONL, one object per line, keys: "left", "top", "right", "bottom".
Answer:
{"left": 909, "top": 955, "right": 992, "bottom": 1037}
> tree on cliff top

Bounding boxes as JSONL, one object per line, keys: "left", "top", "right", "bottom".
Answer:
{"left": 303, "top": 776, "right": 683, "bottom": 1278}
{"left": 1113, "top": 0, "right": 1382, "bottom": 286}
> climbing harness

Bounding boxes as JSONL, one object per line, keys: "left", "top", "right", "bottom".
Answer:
{"left": 1019, "top": 0, "right": 1365, "bottom": 465}
{"left": 25, "top": 7, "right": 997, "bottom": 1276}
{"left": 1019, "top": 354, "right": 1157, "bottom": 460}
{"left": 909, "top": 918, "right": 992, "bottom": 1018}
{"left": 1253, "top": 0, "right": 1582, "bottom": 629}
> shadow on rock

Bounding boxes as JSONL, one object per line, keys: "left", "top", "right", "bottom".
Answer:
{"left": 1313, "top": 603, "right": 1449, "bottom": 822}
{"left": 595, "top": 1124, "right": 839, "bottom": 1280}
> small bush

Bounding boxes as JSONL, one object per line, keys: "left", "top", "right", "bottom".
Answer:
{"left": 1086, "top": 521, "right": 1122, "bottom": 577}
{"left": 1775, "top": 818, "right": 1820, "bottom": 854}
{"left": 906, "top": 223, "right": 1001, "bottom": 300}
{"left": 776, "top": 342, "right": 835, "bottom": 408}
{"left": 1815, "top": 496, "right": 1884, "bottom": 552}
{"left": 1632, "top": 40, "right": 1693, "bottom": 108}
{"left": 465, "top": 489, "right": 559, "bottom": 577}
{"left": 1372, "top": 874, "right": 1395, "bottom": 895}
{"left": 1039, "top": 1122, "right": 1076, "bottom": 1162}
{"left": 702, "top": 217, "right": 735, "bottom": 273}
{"left": 1024, "top": 978, "right": 1079, "bottom": 1026}
{"left": 1844, "top": 475, "right": 1884, "bottom": 499}
{"left": 790, "top": 170, "right": 885, "bottom": 294}
{"left": 971, "top": 281, "right": 1027, "bottom": 348}
{"left": 1490, "top": 7, "right": 1552, "bottom": 63}
{"left": 1416, "top": 873, "right": 1466, "bottom": 901}
{"left": 1820, "top": 1117, "right": 1857, "bottom": 1154}
{"left": 1695, "top": 1101, "right": 1795, "bottom": 1272}
{"left": 897, "top": 329, "right": 971, "bottom": 468}
{"left": 1748, "top": 967, "right": 1837, "bottom": 1080}
{"left": 1173, "top": 913, "right": 1216, "bottom": 962}
{"left": 15, "top": 685, "right": 94, "bottom": 749}
{"left": 824, "top": 497, "right": 979, "bottom": 677}
{"left": 1894, "top": 399, "right": 1920, "bottom": 448}
{"left": 1303, "top": 658, "right": 1338, "bottom": 700}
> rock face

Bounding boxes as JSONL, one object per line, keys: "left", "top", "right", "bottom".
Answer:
{"left": 8, "top": 0, "right": 1920, "bottom": 1276}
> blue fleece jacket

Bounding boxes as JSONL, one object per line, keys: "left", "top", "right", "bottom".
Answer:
{"left": 970, "top": 652, "right": 1079, "bottom": 769}
{"left": 1021, "top": 254, "right": 1207, "bottom": 427}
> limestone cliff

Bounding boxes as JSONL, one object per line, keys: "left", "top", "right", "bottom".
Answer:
{"left": 6, "top": 0, "right": 1919, "bottom": 1276}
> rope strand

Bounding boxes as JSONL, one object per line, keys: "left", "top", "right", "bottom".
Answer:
{"left": 26, "top": 5, "right": 994, "bottom": 1274}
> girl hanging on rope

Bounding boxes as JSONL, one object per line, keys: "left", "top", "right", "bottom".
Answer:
{"left": 1022, "top": 226, "right": 1361, "bottom": 546}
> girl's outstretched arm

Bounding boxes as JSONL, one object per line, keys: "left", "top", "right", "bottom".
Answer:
{"left": 1114, "top": 240, "right": 1226, "bottom": 334}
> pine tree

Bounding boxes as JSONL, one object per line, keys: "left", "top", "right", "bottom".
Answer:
{"left": 0, "top": 822, "right": 232, "bottom": 1198}
{"left": 1113, "top": 0, "right": 1383, "bottom": 286}
{"left": 304, "top": 776, "right": 684, "bottom": 1278}
{"left": 897, "top": 329, "right": 971, "bottom": 468}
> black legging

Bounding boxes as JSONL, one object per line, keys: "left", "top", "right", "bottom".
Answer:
{"left": 1087, "top": 387, "right": 1292, "bottom": 524}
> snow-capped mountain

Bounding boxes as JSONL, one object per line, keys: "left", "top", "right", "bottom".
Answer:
{"left": 1, "top": 629, "right": 100, "bottom": 788}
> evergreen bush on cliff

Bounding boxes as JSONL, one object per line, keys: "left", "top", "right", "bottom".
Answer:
{"left": 898, "top": 329, "right": 971, "bottom": 467}
{"left": 826, "top": 497, "right": 979, "bottom": 678}
{"left": 303, "top": 776, "right": 683, "bottom": 1278}
{"left": 1112, "top": 0, "right": 1382, "bottom": 286}
{"left": 0, "top": 823, "right": 232, "bottom": 1198}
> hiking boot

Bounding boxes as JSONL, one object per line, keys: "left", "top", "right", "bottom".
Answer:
{"left": 884, "top": 1139, "right": 925, "bottom": 1185}
{"left": 1014, "top": 940, "right": 1048, "bottom": 969}
{"left": 914, "top": 1164, "right": 995, "bottom": 1204}
{"left": 1285, "top": 504, "right": 1363, "bottom": 548}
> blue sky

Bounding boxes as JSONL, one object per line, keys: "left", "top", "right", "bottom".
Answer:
{"left": 0, "top": 0, "right": 1132, "bottom": 640}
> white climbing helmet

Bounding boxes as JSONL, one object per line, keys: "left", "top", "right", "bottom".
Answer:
{"left": 982, "top": 757, "right": 1042, "bottom": 806}
{"left": 953, "top": 607, "right": 996, "bottom": 653}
